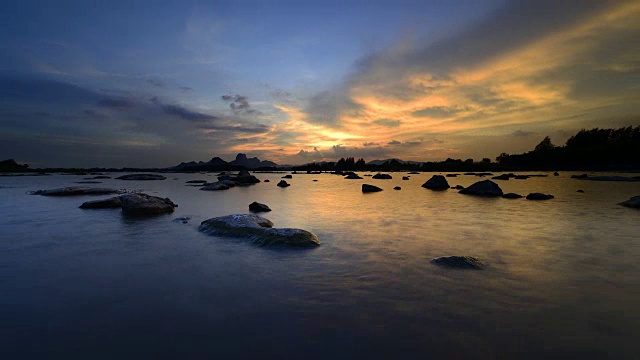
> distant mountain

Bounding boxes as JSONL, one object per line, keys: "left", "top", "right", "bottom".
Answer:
{"left": 169, "top": 154, "right": 277, "bottom": 171}
{"left": 367, "top": 158, "right": 424, "bottom": 166}
{"left": 0, "top": 159, "right": 31, "bottom": 172}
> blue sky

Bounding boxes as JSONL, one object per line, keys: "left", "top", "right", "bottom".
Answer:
{"left": 1, "top": 0, "right": 638, "bottom": 167}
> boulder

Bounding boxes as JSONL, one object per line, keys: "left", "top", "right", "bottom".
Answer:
{"left": 345, "top": 173, "right": 363, "bottom": 179}
{"left": 459, "top": 180, "right": 503, "bottom": 197}
{"left": 79, "top": 197, "right": 122, "bottom": 209}
{"left": 526, "top": 193, "right": 554, "bottom": 200}
{"left": 119, "top": 193, "right": 177, "bottom": 215}
{"left": 116, "top": 174, "right": 166, "bottom": 180}
{"left": 502, "top": 193, "right": 523, "bottom": 199}
{"left": 249, "top": 201, "right": 271, "bottom": 212}
{"left": 264, "top": 179, "right": 270, "bottom": 182}
{"left": 619, "top": 195, "right": 640, "bottom": 209}
{"left": 431, "top": 256, "right": 485, "bottom": 269}
{"left": 362, "top": 184, "right": 382, "bottom": 193}
{"left": 394, "top": 186, "right": 401, "bottom": 190}
{"left": 422, "top": 175, "right": 449, "bottom": 190}
{"left": 198, "top": 214, "right": 320, "bottom": 247}
{"left": 282, "top": 174, "right": 293, "bottom": 179}
{"left": 31, "top": 187, "right": 122, "bottom": 196}
{"left": 402, "top": 176, "right": 409, "bottom": 180}
{"left": 492, "top": 174, "right": 510, "bottom": 180}
{"left": 372, "top": 173, "right": 392, "bottom": 179}
{"left": 277, "top": 180, "right": 290, "bottom": 187}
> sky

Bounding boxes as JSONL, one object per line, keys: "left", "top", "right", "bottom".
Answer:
{"left": 0, "top": 0, "right": 638, "bottom": 168}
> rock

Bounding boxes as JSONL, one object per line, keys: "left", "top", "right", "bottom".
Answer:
{"left": 574, "top": 176, "right": 640, "bottom": 182}
{"left": 345, "top": 173, "right": 363, "bottom": 179}
{"left": 445, "top": 174, "right": 459, "bottom": 177}
{"left": 174, "top": 216, "right": 191, "bottom": 224}
{"left": 619, "top": 195, "right": 640, "bottom": 209}
{"left": 186, "top": 180, "right": 208, "bottom": 184}
{"left": 364, "top": 174, "right": 373, "bottom": 177}
{"left": 407, "top": 172, "right": 420, "bottom": 174}
{"left": 249, "top": 201, "right": 271, "bottom": 212}
{"left": 31, "top": 187, "right": 123, "bottom": 196}
{"left": 218, "top": 172, "right": 260, "bottom": 184}
{"left": 514, "top": 175, "right": 529, "bottom": 180}
{"left": 571, "top": 173, "right": 588, "bottom": 179}
{"left": 464, "top": 172, "right": 493, "bottom": 176}
{"left": 362, "top": 184, "right": 382, "bottom": 193}
{"left": 198, "top": 214, "right": 320, "bottom": 247}
{"left": 502, "top": 193, "right": 523, "bottom": 199}
{"left": 277, "top": 180, "right": 290, "bottom": 187}
{"left": 264, "top": 179, "right": 270, "bottom": 182}
{"left": 394, "top": 186, "right": 401, "bottom": 190}
{"left": 452, "top": 185, "right": 464, "bottom": 190}
{"left": 282, "top": 174, "right": 293, "bottom": 179}
{"left": 554, "top": 172, "right": 559, "bottom": 176}
{"left": 79, "top": 197, "right": 122, "bottom": 209}
{"left": 84, "top": 176, "right": 111, "bottom": 179}
{"left": 119, "top": 193, "right": 177, "bottom": 215}
{"left": 422, "top": 175, "right": 449, "bottom": 190}
{"left": 74, "top": 181, "right": 102, "bottom": 184}
{"left": 459, "top": 180, "right": 503, "bottom": 197}
{"left": 402, "top": 176, "right": 409, "bottom": 180}
{"left": 577, "top": 189, "right": 584, "bottom": 193}
{"left": 372, "top": 173, "right": 392, "bottom": 179}
{"left": 116, "top": 174, "right": 167, "bottom": 180}
{"left": 492, "top": 174, "right": 510, "bottom": 180}
{"left": 200, "top": 181, "right": 232, "bottom": 191}
{"left": 431, "top": 256, "right": 485, "bottom": 269}
{"left": 313, "top": 179, "right": 318, "bottom": 182}
{"left": 526, "top": 193, "right": 554, "bottom": 200}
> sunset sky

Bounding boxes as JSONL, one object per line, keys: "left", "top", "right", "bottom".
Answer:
{"left": 1, "top": 0, "right": 638, "bottom": 167}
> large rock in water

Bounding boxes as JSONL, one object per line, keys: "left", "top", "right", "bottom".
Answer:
{"left": 431, "top": 256, "right": 485, "bottom": 269}
{"left": 421, "top": 175, "right": 449, "bottom": 190}
{"left": 119, "top": 193, "right": 177, "bottom": 215}
{"left": 458, "top": 180, "right": 503, "bottom": 197}
{"left": 362, "top": 184, "right": 382, "bottom": 193}
{"left": 277, "top": 180, "right": 290, "bottom": 187}
{"left": 31, "top": 187, "right": 122, "bottom": 196}
{"left": 218, "top": 171, "right": 260, "bottom": 184}
{"left": 249, "top": 201, "right": 271, "bottom": 212}
{"left": 116, "top": 174, "right": 167, "bottom": 180}
{"left": 619, "top": 195, "right": 640, "bottom": 209}
{"left": 79, "top": 197, "right": 122, "bottom": 208}
{"left": 198, "top": 214, "right": 320, "bottom": 247}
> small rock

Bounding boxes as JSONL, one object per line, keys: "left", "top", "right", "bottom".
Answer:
{"left": 554, "top": 172, "right": 559, "bottom": 176}
{"left": 502, "top": 193, "right": 523, "bottom": 199}
{"left": 492, "top": 174, "right": 510, "bottom": 180}
{"left": 372, "top": 173, "right": 392, "bottom": 179}
{"left": 571, "top": 173, "right": 588, "bottom": 179}
{"left": 402, "top": 176, "right": 409, "bottom": 180}
{"left": 394, "top": 186, "right": 401, "bottom": 190}
{"left": 186, "top": 180, "right": 208, "bottom": 184}
{"left": 362, "top": 184, "right": 382, "bottom": 193}
{"left": 431, "top": 256, "right": 485, "bottom": 269}
{"left": 313, "top": 179, "right": 318, "bottom": 182}
{"left": 445, "top": 174, "right": 459, "bottom": 177}
{"left": 577, "top": 190, "right": 584, "bottom": 193}
{"left": 174, "top": 216, "right": 191, "bottom": 224}
{"left": 451, "top": 185, "right": 464, "bottom": 190}
{"left": 116, "top": 174, "right": 167, "bottom": 180}
{"left": 345, "top": 173, "right": 363, "bottom": 179}
{"left": 526, "top": 193, "right": 554, "bottom": 200}
{"left": 249, "top": 201, "right": 271, "bottom": 212}
{"left": 619, "top": 195, "right": 640, "bottom": 209}
{"left": 277, "top": 180, "right": 290, "bottom": 187}
{"left": 282, "top": 174, "right": 293, "bottom": 179}
{"left": 74, "top": 181, "right": 102, "bottom": 184}
{"left": 514, "top": 175, "right": 529, "bottom": 180}
{"left": 264, "top": 179, "right": 270, "bottom": 182}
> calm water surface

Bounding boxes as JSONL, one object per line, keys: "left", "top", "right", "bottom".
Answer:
{"left": 1, "top": 172, "right": 638, "bottom": 359}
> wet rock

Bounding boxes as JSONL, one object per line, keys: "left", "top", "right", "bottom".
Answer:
{"left": 74, "top": 181, "right": 102, "bottom": 184}
{"left": 619, "top": 195, "right": 640, "bottom": 209}
{"left": 372, "top": 173, "right": 392, "bottom": 179}
{"left": 431, "top": 256, "right": 485, "bottom": 269}
{"left": 464, "top": 172, "right": 493, "bottom": 177}
{"left": 526, "top": 193, "right": 554, "bottom": 200}
{"left": 502, "top": 193, "right": 523, "bottom": 199}
{"left": 79, "top": 197, "right": 122, "bottom": 209}
{"left": 277, "top": 180, "right": 290, "bottom": 187}
{"left": 402, "top": 176, "right": 409, "bottom": 180}
{"left": 31, "top": 187, "right": 123, "bottom": 196}
{"left": 282, "top": 174, "right": 293, "bottom": 179}
{"left": 119, "top": 193, "right": 177, "bottom": 215}
{"left": 394, "top": 186, "right": 401, "bottom": 190}
{"left": 249, "top": 201, "right": 271, "bottom": 212}
{"left": 186, "top": 180, "right": 208, "bottom": 184}
{"left": 218, "top": 171, "right": 260, "bottom": 184}
{"left": 452, "top": 185, "right": 464, "bottom": 190}
{"left": 458, "top": 180, "right": 503, "bottom": 197}
{"left": 492, "top": 174, "right": 510, "bottom": 180}
{"left": 362, "top": 184, "right": 382, "bottom": 193}
{"left": 84, "top": 175, "right": 111, "bottom": 179}
{"left": 422, "top": 175, "right": 449, "bottom": 190}
{"left": 116, "top": 174, "right": 167, "bottom": 180}
{"left": 198, "top": 214, "right": 320, "bottom": 247}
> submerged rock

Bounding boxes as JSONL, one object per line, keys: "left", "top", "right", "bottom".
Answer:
{"left": 421, "top": 175, "right": 449, "bottom": 190}
{"left": 372, "top": 173, "right": 392, "bottom": 179}
{"left": 119, "top": 193, "right": 177, "bottom": 215}
{"left": 277, "top": 180, "right": 290, "bottom": 187}
{"left": 198, "top": 214, "right": 320, "bottom": 247}
{"left": 362, "top": 184, "right": 382, "bottom": 193}
{"left": 619, "top": 195, "right": 640, "bottom": 209}
{"left": 526, "top": 193, "right": 554, "bottom": 200}
{"left": 31, "top": 187, "right": 122, "bottom": 196}
{"left": 431, "top": 256, "right": 485, "bottom": 269}
{"left": 502, "top": 193, "right": 523, "bottom": 199}
{"left": 79, "top": 197, "right": 122, "bottom": 208}
{"left": 249, "top": 201, "right": 271, "bottom": 212}
{"left": 458, "top": 180, "right": 503, "bottom": 197}
{"left": 116, "top": 174, "right": 167, "bottom": 180}
{"left": 445, "top": 174, "right": 459, "bottom": 177}
{"left": 200, "top": 181, "right": 233, "bottom": 191}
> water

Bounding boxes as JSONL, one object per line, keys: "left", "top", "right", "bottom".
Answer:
{"left": 1, "top": 172, "right": 638, "bottom": 359}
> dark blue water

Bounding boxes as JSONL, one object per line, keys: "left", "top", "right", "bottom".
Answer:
{"left": 1, "top": 172, "right": 638, "bottom": 359}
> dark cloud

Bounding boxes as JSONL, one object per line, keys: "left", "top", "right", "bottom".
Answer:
{"left": 179, "top": 86, "right": 193, "bottom": 93}
{"left": 147, "top": 79, "right": 165, "bottom": 88}
{"left": 388, "top": 140, "right": 401, "bottom": 145}
{"left": 305, "top": 89, "right": 363, "bottom": 125}
{"left": 512, "top": 130, "right": 535, "bottom": 137}
{"left": 96, "top": 97, "right": 136, "bottom": 109}
{"left": 222, "top": 94, "right": 254, "bottom": 113}
{"left": 270, "top": 89, "right": 292, "bottom": 99}
{"left": 0, "top": 77, "right": 100, "bottom": 103}
{"left": 372, "top": 119, "right": 401, "bottom": 127}
{"left": 199, "top": 123, "right": 270, "bottom": 134}
{"left": 159, "top": 103, "right": 218, "bottom": 122}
